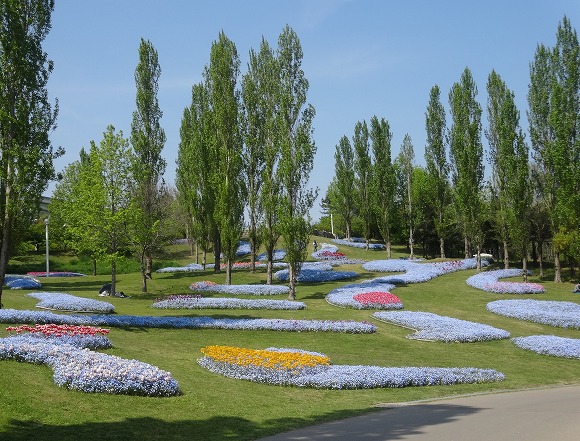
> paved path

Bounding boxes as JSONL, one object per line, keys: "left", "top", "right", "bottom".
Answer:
{"left": 258, "top": 385, "right": 580, "bottom": 441}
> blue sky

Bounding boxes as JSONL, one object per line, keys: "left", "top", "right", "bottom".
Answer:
{"left": 44, "top": 0, "right": 580, "bottom": 220}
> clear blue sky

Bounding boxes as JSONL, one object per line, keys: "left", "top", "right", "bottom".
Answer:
{"left": 44, "top": 0, "right": 580, "bottom": 220}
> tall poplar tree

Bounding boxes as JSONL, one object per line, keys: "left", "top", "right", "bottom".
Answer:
{"left": 424, "top": 85, "right": 450, "bottom": 258}
{"left": 333, "top": 135, "right": 356, "bottom": 240}
{"left": 0, "top": 0, "right": 59, "bottom": 306}
{"left": 448, "top": 67, "right": 484, "bottom": 266}
{"left": 276, "top": 25, "right": 317, "bottom": 300}
{"left": 130, "top": 38, "right": 167, "bottom": 292}
{"left": 353, "top": 120, "right": 372, "bottom": 249}
{"left": 370, "top": 116, "right": 396, "bottom": 257}
{"left": 398, "top": 134, "right": 415, "bottom": 259}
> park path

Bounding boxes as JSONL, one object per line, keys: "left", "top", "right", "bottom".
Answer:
{"left": 258, "top": 384, "right": 580, "bottom": 441}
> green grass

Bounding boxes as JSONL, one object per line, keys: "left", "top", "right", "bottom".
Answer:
{"left": 1, "top": 237, "right": 579, "bottom": 440}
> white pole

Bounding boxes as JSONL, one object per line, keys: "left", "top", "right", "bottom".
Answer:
{"left": 44, "top": 218, "right": 49, "bottom": 276}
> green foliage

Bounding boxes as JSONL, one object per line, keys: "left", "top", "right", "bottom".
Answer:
{"left": 332, "top": 135, "right": 356, "bottom": 239}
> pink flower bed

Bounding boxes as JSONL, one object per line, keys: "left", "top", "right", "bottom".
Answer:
{"left": 353, "top": 291, "right": 402, "bottom": 307}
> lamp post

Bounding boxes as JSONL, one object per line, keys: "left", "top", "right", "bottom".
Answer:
{"left": 44, "top": 218, "right": 49, "bottom": 277}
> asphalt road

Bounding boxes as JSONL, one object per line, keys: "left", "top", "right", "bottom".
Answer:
{"left": 258, "top": 385, "right": 580, "bottom": 441}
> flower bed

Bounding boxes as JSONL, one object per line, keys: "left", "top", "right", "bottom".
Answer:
{"left": 152, "top": 295, "right": 306, "bottom": 310}
{"left": 326, "top": 281, "right": 402, "bottom": 310}
{"left": 487, "top": 299, "right": 580, "bottom": 329}
{"left": 0, "top": 335, "right": 180, "bottom": 396}
{"left": 274, "top": 268, "right": 358, "bottom": 283}
{"left": 363, "top": 258, "right": 485, "bottom": 284}
{"left": 189, "top": 281, "right": 290, "bottom": 296}
{"left": 466, "top": 269, "right": 545, "bottom": 294}
{"left": 156, "top": 263, "right": 205, "bottom": 273}
{"left": 198, "top": 345, "right": 504, "bottom": 389}
{"left": 511, "top": 335, "right": 580, "bottom": 359}
{"left": 372, "top": 311, "right": 510, "bottom": 342}
{"left": 3, "top": 275, "right": 42, "bottom": 289}
{"left": 257, "top": 250, "right": 286, "bottom": 261}
{"left": 27, "top": 292, "right": 115, "bottom": 313}
{"left": 332, "top": 238, "right": 386, "bottom": 250}
{"left": 0, "top": 309, "right": 377, "bottom": 333}
{"left": 27, "top": 271, "right": 85, "bottom": 277}
{"left": 5, "top": 324, "right": 112, "bottom": 350}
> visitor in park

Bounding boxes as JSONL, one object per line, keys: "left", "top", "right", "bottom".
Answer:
{"left": 573, "top": 284, "right": 580, "bottom": 293}
{"left": 313, "top": 240, "right": 318, "bottom": 252}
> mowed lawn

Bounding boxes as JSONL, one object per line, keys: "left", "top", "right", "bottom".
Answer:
{"left": 1, "top": 240, "right": 579, "bottom": 441}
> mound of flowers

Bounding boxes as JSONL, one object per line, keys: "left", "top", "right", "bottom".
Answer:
{"left": 0, "top": 325, "right": 180, "bottom": 396}
{"left": 372, "top": 311, "right": 510, "bottom": 342}
{"left": 487, "top": 299, "right": 580, "bottom": 329}
{"left": 312, "top": 244, "right": 365, "bottom": 265}
{"left": 332, "top": 238, "right": 386, "bottom": 250}
{"left": 466, "top": 269, "right": 545, "bottom": 294}
{"left": 274, "top": 262, "right": 358, "bottom": 283}
{"left": 511, "top": 335, "right": 580, "bottom": 359}
{"left": 3, "top": 275, "right": 42, "bottom": 289}
{"left": 257, "top": 249, "right": 286, "bottom": 261}
{"left": 27, "top": 292, "right": 115, "bottom": 313}
{"left": 189, "top": 281, "right": 289, "bottom": 296}
{"left": 156, "top": 263, "right": 205, "bottom": 273}
{"left": 197, "top": 345, "right": 505, "bottom": 389}
{"left": 5, "top": 324, "right": 112, "bottom": 350}
{"left": 152, "top": 295, "right": 305, "bottom": 310}
{"left": 326, "top": 281, "right": 402, "bottom": 310}
{"left": 0, "top": 309, "right": 377, "bottom": 333}
{"left": 363, "top": 258, "right": 486, "bottom": 284}
{"left": 26, "top": 271, "right": 85, "bottom": 277}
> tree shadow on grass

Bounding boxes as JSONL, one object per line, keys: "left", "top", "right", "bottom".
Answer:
{"left": 1, "top": 403, "right": 484, "bottom": 441}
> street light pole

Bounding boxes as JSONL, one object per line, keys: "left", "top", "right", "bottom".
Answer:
{"left": 44, "top": 218, "right": 49, "bottom": 277}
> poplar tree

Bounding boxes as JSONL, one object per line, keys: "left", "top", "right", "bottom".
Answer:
{"left": 353, "top": 120, "right": 372, "bottom": 249}
{"left": 0, "top": 0, "right": 59, "bottom": 306}
{"left": 130, "top": 38, "right": 167, "bottom": 292}
{"left": 333, "top": 135, "right": 356, "bottom": 240}
{"left": 398, "top": 134, "right": 415, "bottom": 259}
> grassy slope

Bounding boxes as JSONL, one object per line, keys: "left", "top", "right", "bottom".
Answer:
{"left": 1, "top": 237, "right": 579, "bottom": 440}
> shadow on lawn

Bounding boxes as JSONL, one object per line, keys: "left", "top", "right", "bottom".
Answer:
{"left": 2, "top": 403, "right": 483, "bottom": 441}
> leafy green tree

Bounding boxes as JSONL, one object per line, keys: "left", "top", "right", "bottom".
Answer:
{"left": 398, "top": 134, "right": 415, "bottom": 259}
{"left": 528, "top": 16, "right": 580, "bottom": 282}
{"left": 353, "top": 120, "right": 372, "bottom": 249}
{"left": 206, "top": 31, "right": 244, "bottom": 285}
{"left": 130, "top": 38, "right": 167, "bottom": 292}
{"left": 424, "top": 85, "right": 450, "bottom": 258}
{"left": 370, "top": 116, "right": 396, "bottom": 257}
{"left": 276, "top": 25, "right": 317, "bottom": 300}
{"left": 333, "top": 135, "right": 356, "bottom": 239}
{"left": 0, "top": 0, "right": 59, "bottom": 306}
{"left": 448, "top": 67, "right": 485, "bottom": 266}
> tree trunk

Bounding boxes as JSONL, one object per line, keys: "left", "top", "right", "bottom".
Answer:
{"left": 140, "top": 253, "right": 148, "bottom": 293}
{"left": 554, "top": 252, "right": 562, "bottom": 283}
{"left": 522, "top": 256, "right": 528, "bottom": 282}
{"left": 145, "top": 254, "right": 152, "bottom": 279}
{"left": 386, "top": 240, "right": 392, "bottom": 259}
{"left": 439, "top": 237, "right": 445, "bottom": 259}
{"left": 226, "top": 260, "right": 232, "bottom": 285}
{"left": 250, "top": 240, "right": 257, "bottom": 273}
{"left": 476, "top": 244, "right": 481, "bottom": 270}
{"left": 464, "top": 236, "right": 470, "bottom": 259}
{"left": 213, "top": 235, "right": 221, "bottom": 274}
{"left": 503, "top": 240, "right": 509, "bottom": 269}
{"left": 92, "top": 258, "right": 97, "bottom": 276}
{"left": 538, "top": 240, "right": 544, "bottom": 278}
{"left": 287, "top": 265, "right": 296, "bottom": 300}
{"left": 266, "top": 247, "right": 274, "bottom": 285}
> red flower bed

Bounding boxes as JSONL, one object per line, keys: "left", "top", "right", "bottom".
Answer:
{"left": 353, "top": 291, "right": 402, "bottom": 306}
{"left": 6, "top": 323, "right": 109, "bottom": 337}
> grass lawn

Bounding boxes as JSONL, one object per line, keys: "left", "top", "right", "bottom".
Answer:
{"left": 1, "top": 237, "right": 579, "bottom": 440}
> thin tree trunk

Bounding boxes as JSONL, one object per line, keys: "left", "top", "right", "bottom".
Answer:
{"left": 92, "top": 258, "right": 97, "bottom": 276}
{"left": 522, "top": 256, "right": 528, "bottom": 282}
{"left": 538, "top": 240, "right": 544, "bottom": 278}
{"left": 140, "top": 253, "right": 147, "bottom": 293}
{"left": 503, "top": 240, "right": 509, "bottom": 269}
{"left": 554, "top": 252, "right": 562, "bottom": 283}
{"left": 266, "top": 247, "right": 274, "bottom": 285}
{"left": 439, "top": 237, "right": 445, "bottom": 259}
{"left": 226, "top": 260, "right": 232, "bottom": 285}
{"left": 464, "top": 236, "right": 469, "bottom": 259}
{"left": 287, "top": 265, "right": 296, "bottom": 300}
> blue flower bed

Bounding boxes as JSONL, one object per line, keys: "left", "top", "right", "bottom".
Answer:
{"left": 257, "top": 250, "right": 286, "bottom": 261}
{"left": 0, "top": 335, "right": 180, "bottom": 396}
{"left": 189, "top": 283, "right": 290, "bottom": 296}
{"left": 156, "top": 263, "right": 205, "bottom": 273}
{"left": 235, "top": 241, "right": 251, "bottom": 257}
{"left": 27, "top": 292, "right": 115, "bottom": 313}
{"left": 0, "top": 309, "right": 377, "bottom": 333}
{"left": 466, "top": 269, "right": 545, "bottom": 294}
{"left": 4, "top": 275, "right": 42, "bottom": 289}
{"left": 198, "top": 348, "right": 504, "bottom": 389}
{"left": 275, "top": 268, "right": 358, "bottom": 283}
{"left": 152, "top": 296, "right": 306, "bottom": 310}
{"left": 332, "top": 238, "right": 386, "bottom": 250}
{"left": 512, "top": 335, "right": 580, "bottom": 359}
{"left": 372, "top": 311, "right": 510, "bottom": 342}
{"left": 487, "top": 299, "right": 580, "bottom": 329}
{"left": 363, "top": 258, "right": 485, "bottom": 284}
{"left": 326, "top": 281, "right": 402, "bottom": 309}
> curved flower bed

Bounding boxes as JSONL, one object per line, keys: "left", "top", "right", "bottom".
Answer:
{"left": 274, "top": 268, "right": 358, "bottom": 283}
{"left": 372, "top": 311, "right": 510, "bottom": 342}
{"left": 363, "top": 258, "right": 485, "bottom": 284}
{"left": 189, "top": 281, "right": 289, "bottom": 296}
{"left": 6, "top": 324, "right": 112, "bottom": 350}
{"left": 0, "top": 309, "right": 377, "bottom": 333}
{"left": 0, "top": 335, "right": 180, "bottom": 396}
{"left": 152, "top": 295, "right": 306, "bottom": 310}
{"left": 257, "top": 250, "right": 286, "bottom": 261}
{"left": 511, "top": 335, "right": 580, "bottom": 359}
{"left": 156, "top": 263, "right": 205, "bottom": 273}
{"left": 466, "top": 269, "right": 545, "bottom": 294}
{"left": 332, "top": 238, "right": 386, "bottom": 250}
{"left": 27, "top": 292, "right": 115, "bottom": 313}
{"left": 198, "top": 345, "right": 505, "bottom": 389}
{"left": 487, "top": 299, "right": 580, "bottom": 329}
{"left": 326, "top": 281, "right": 402, "bottom": 310}
{"left": 27, "top": 271, "right": 85, "bottom": 277}
{"left": 4, "top": 275, "right": 42, "bottom": 290}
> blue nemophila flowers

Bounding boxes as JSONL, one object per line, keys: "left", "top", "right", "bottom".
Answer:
{"left": 3, "top": 275, "right": 42, "bottom": 289}
{"left": 152, "top": 295, "right": 306, "bottom": 310}
{"left": 487, "top": 299, "right": 580, "bottom": 329}
{"left": 275, "top": 264, "right": 358, "bottom": 283}
{"left": 0, "top": 335, "right": 180, "bottom": 396}
{"left": 197, "top": 346, "right": 504, "bottom": 389}
{"left": 189, "top": 281, "right": 289, "bottom": 296}
{"left": 257, "top": 249, "right": 287, "bottom": 261}
{"left": 326, "top": 281, "right": 402, "bottom": 310}
{"left": 373, "top": 311, "right": 510, "bottom": 342}
{"left": 27, "top": 292, "right": 115, "bottom": 313}
{"left": 0, "top": 309, "right": 376, "bottom": 333}
{"left": 466, "top": 269, "right": 545, "bottom": 294}
{"left": 512, "top": 335, "right": 580, "bottom": 359}
{"left": 332, "top": 238, "right": 386, "bottom": 250}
